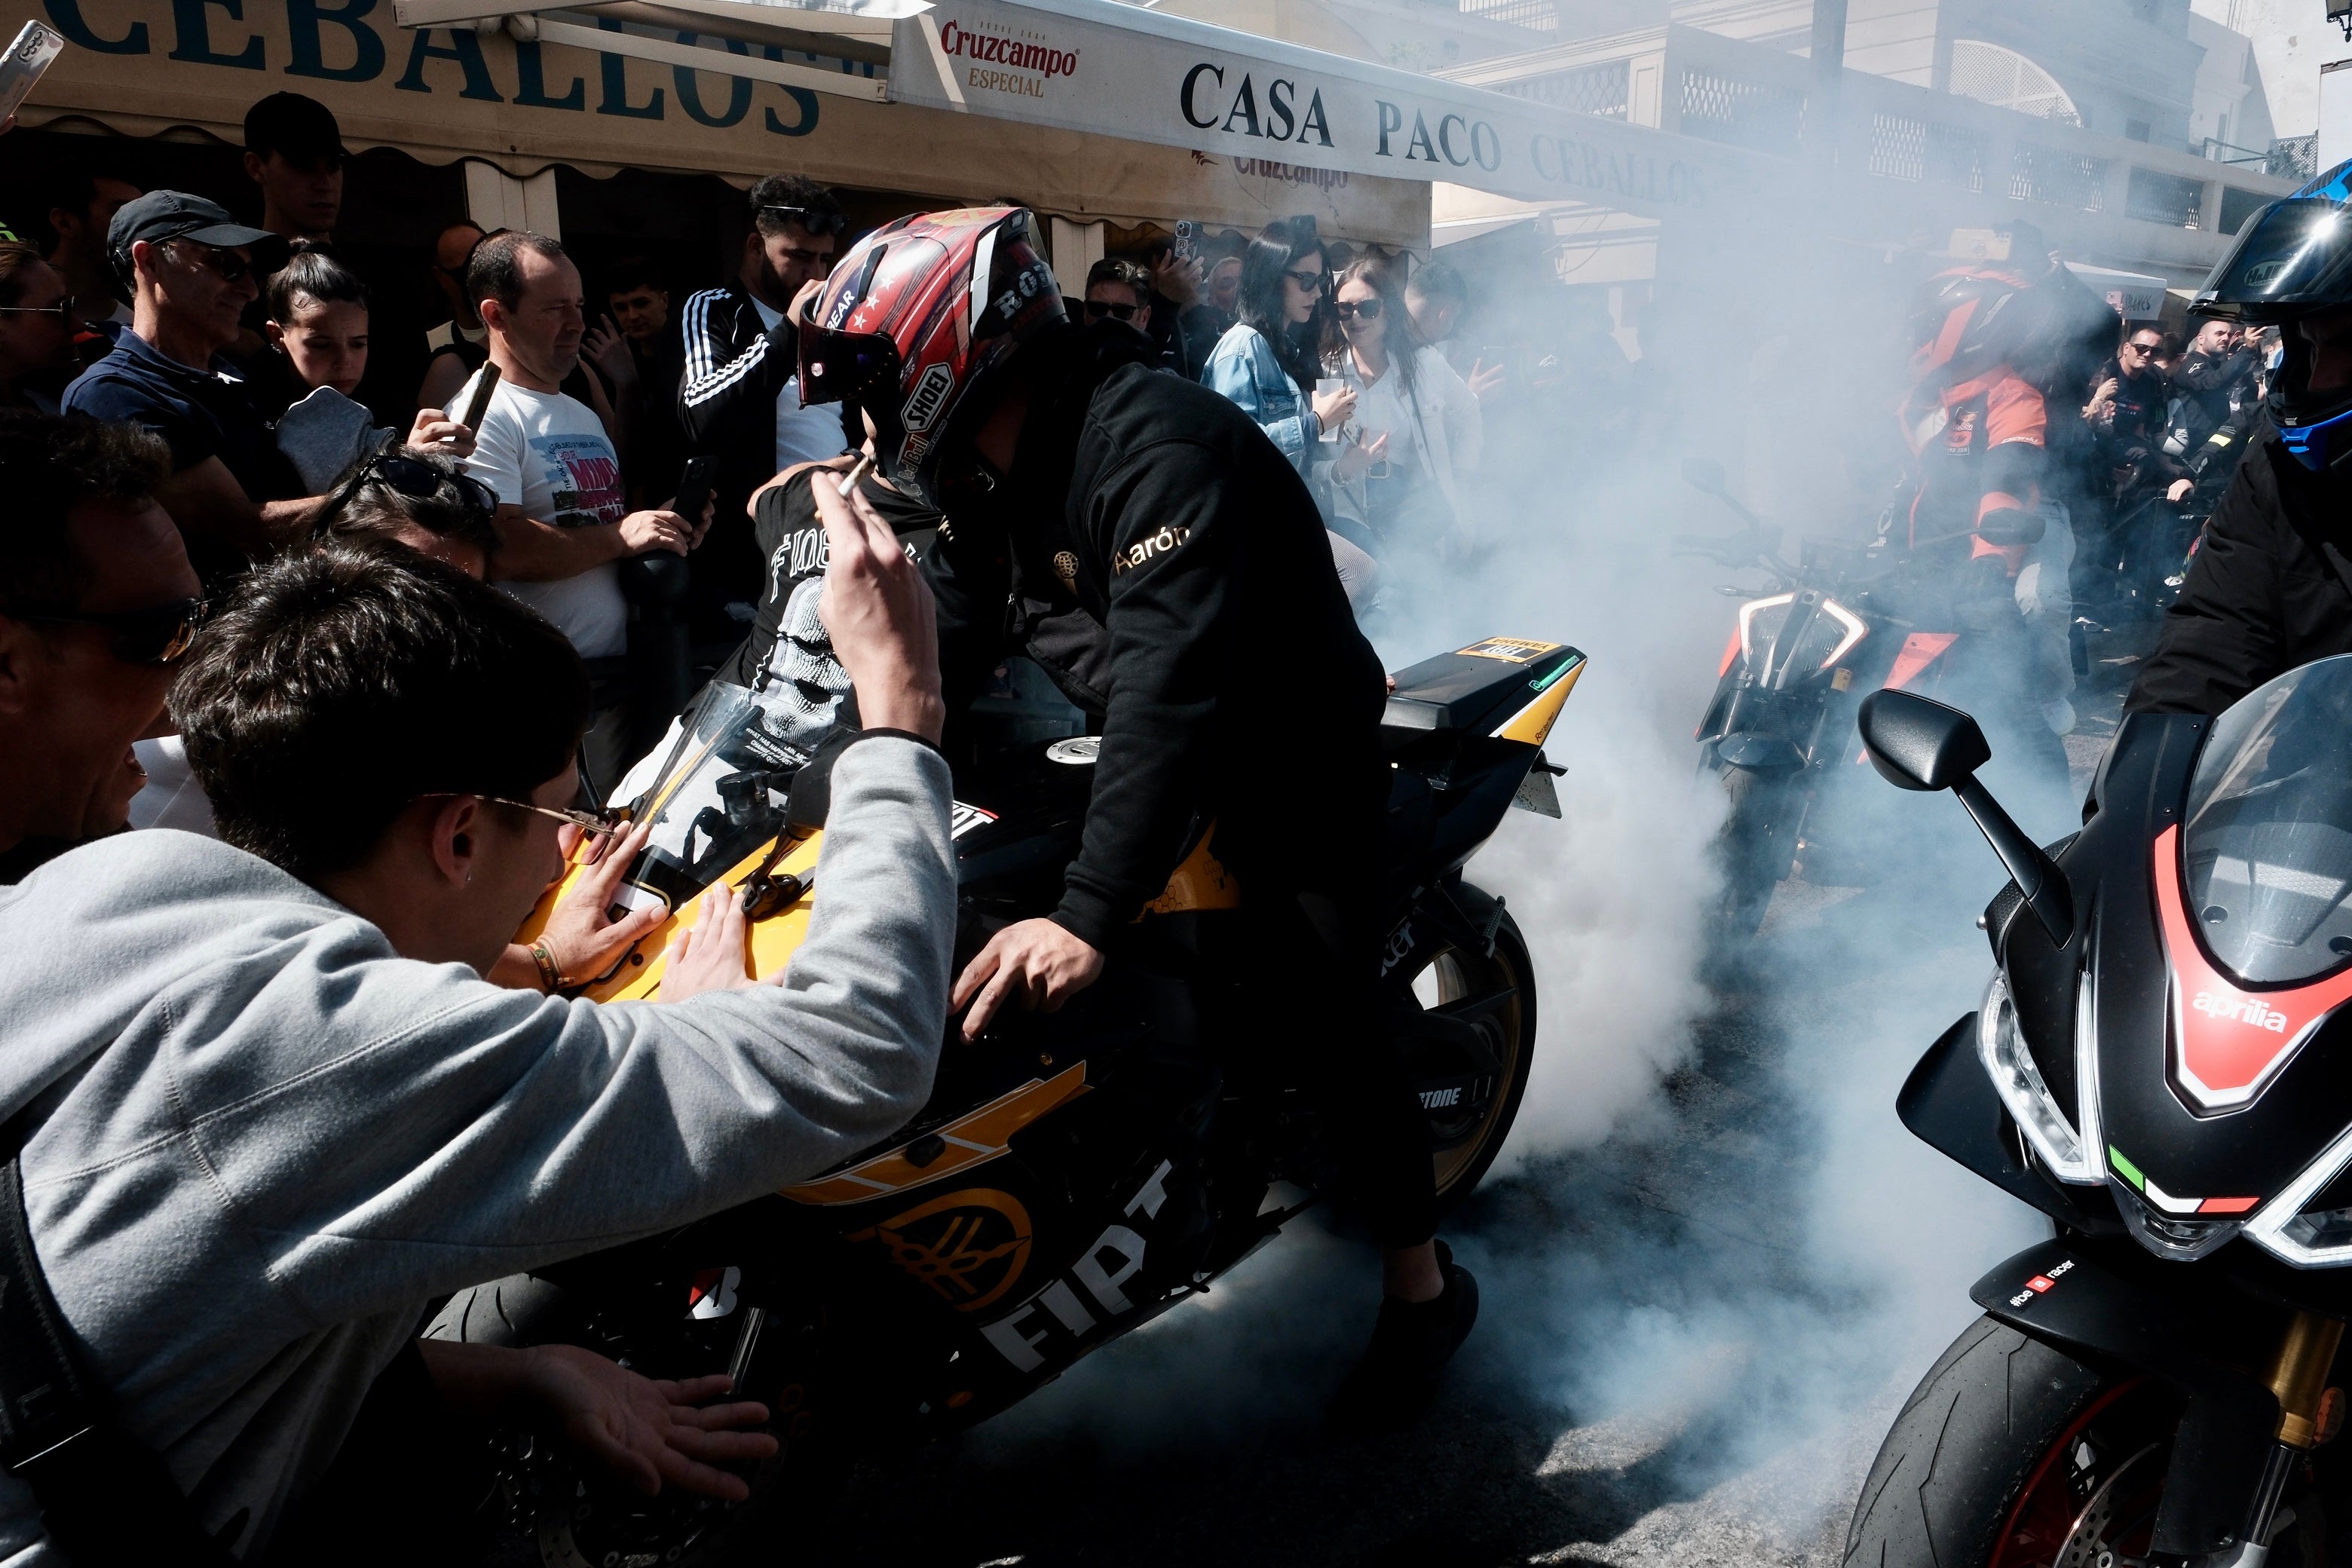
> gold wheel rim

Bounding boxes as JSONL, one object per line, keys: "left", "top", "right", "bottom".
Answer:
{"left": 1424, "top": 945, "right": 1527, "bottom": 1200}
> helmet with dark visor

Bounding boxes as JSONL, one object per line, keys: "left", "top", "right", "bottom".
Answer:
{"left": 2194, "top": 162, "right": 2352, "bottom": 324}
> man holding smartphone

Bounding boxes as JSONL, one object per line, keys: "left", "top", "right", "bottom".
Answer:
{"left": 458, "top": 231, "right": 704, "bottom": 791}
{"left": 61, "top": 191, "right": 471, "bottom": 586}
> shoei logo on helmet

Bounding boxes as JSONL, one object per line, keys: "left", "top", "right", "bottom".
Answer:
{"left": 902, "top": 363, "right": 956, "bottom": 432}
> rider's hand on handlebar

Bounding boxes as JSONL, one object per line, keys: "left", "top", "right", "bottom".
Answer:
{"left": 813, "top": 465, "right": 945, "bottom": 743}
{"left": 528, "top": 822, "right": 663, "bottom": 991}
{"left": 952, "top": 917, "right": 1105, "bottom": 1040}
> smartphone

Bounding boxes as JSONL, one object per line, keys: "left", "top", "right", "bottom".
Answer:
{"left": 1174, "top": 219, "right": 1198, "bottom": 267}
{"left": 672, "top": 454, "right": 718, "bottom": 522}
{"left": 452, "top": 361, "right": 501, "bottom": 433}
{"left": 0, "top": 21, "right": 66, "bottom": 124}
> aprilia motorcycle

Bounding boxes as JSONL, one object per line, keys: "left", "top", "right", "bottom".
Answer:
{"left": 1845, "top": 660, "right": 2352, "bottom": 1568}
{"left": 1677, "top": 459, "right": 2040, "bottom": 936}
{"left": 430, "top": 633, "right": 1585, "bottom": 1566}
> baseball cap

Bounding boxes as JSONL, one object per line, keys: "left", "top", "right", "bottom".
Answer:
{"left": 108, "top": 191, "right": 292, "bottom": 280}
{"left": 243, "top": 92, "right": 347, "bottom": 166}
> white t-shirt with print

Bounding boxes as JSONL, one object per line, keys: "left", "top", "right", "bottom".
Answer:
{"left": 463, "top": 377, "right": 630, "bottom": 660}
{"left": 749, "top": 294, "right": 850, "bottom": 470}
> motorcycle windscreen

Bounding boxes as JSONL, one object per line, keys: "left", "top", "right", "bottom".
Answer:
{"left": 2182, "top": 654, "right": 2352, "bottom": 985}
{"left": 611, "top": 681, "right": 814, "bottom": 917}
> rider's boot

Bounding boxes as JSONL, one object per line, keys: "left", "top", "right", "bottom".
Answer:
{"left": 1327, "top": 1239, "right": 1479, "bottom": 1429}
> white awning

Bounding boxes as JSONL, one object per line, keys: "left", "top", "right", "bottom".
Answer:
{"left": 392, "top": 0, "right": 1770, "bottom": 221}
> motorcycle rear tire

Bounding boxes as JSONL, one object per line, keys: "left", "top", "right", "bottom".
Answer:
{"left": 1421, "top": 905, "right": 1537, "bottom": 1212}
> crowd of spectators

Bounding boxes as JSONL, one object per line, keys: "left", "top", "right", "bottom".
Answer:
{"left": 2074, "top": 307, "right": 2272, "bottom": 638}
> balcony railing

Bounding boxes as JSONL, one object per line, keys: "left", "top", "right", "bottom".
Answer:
{"left": 1457, "top": 0, "right": 1557, "bottom": 33}
{"left": 1495, "top": 57, "right": 1630, "bottom": 118}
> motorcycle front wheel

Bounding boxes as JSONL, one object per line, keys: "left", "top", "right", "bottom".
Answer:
{"left": 1845, "top": 1315, "right": 2329, "bottom": 1568}
{"left": 1713, "top": 763, "right": 1799, "bottom": 939}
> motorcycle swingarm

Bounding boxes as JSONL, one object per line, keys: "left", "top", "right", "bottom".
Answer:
{"left": 1896, "top": 1015, "right": 2122, "bottom": 1237}
{"left": 1971, "top": 1239, "right": 2281, "bottom": 1558}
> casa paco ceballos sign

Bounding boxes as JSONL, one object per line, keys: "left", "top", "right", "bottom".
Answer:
{"left": 887, "top": 0, "right": 1759, "bottom": 219}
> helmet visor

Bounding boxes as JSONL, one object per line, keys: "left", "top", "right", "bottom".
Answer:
{"left": 2197, "top": 199, "right": 2352, "bottom": 320}
{"left": 797, "top": 313, "right": 901, "bottom": 409}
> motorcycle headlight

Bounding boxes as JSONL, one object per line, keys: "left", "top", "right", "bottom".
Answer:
{"left": 1808, "top": 598, "right": 1869, "bottom": 671}
{"left": 1735, "top": 593, "right": 1794, "bottom": 661}
{"left": 2245, "top": 1121, "right": 2352, "bottom": 1267}
{"left": 1979, "top": 972, "right": 2099, "bottom": 1184}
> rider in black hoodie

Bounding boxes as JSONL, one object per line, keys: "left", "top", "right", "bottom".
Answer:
{"left": 2130, "top": 170, "right": 2352, "bottom": 718}
{"left": 798, "top": 209, "right": 1473, "bottom": 1415}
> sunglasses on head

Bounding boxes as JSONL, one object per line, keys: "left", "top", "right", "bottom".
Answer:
{"left": 1284, "top": 268, "right": 1328, "bottom": 294}
{"left": 14, "top": 597, "right": 209, "bottom": 666}
{"left": 1083, "top": 299, "right": 1138, "bottom": 322}
{"left": 311, "top": 449, "right": 499, "bottom": 541}
{"left": 763, "top": 204, "right": 849, "bottom": 237}
{"left": 1334, "top": 298, "right": 1382, "bottom": 322}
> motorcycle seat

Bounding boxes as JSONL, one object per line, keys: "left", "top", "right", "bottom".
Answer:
{"left": 1382, "top": 638, "right": 1585, "bottom": 752}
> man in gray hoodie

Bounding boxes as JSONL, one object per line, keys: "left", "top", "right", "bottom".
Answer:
{"left": 0, "top": 467, "right": 953, "bottom": 1560}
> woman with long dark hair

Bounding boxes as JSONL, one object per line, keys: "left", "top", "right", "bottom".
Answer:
{"left": 1203, "top": 216, "right": 1354, "bottom": 478}
{"left": 1317, "top": 253, "right": 1481, "bottom": 611}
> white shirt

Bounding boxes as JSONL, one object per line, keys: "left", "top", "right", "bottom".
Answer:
{"left": 461, "top": 375, "right": 631, "bottom": 660}
{"left": 749, "top": 294, "right": 850, "bottom": 470}
{"left": 1318, "top": 344, "right": 1482, "bottom": 530}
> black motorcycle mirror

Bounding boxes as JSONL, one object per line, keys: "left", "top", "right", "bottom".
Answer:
{"left": 1856, "top": 691, "right": 2074, "bottom": 946}
{"left": 1974, "top": 509, "right": 2047, "bottom": 549}
{"left": 1680, "top": 457, "right": 1726, "bottom": 495}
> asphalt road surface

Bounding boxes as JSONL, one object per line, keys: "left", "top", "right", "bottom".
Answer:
{"left": 807, "top": 688, "right": 2129, "bottom": 1568}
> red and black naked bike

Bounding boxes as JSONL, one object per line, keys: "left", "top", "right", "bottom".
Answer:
{"left": 1846, "top": 658, "right": 2352, "bottom": 1567}
{"left": 1677, "top": 458, "right": 2048, "bottom": 935}
{"left": 429, "top": 633, "right": 1585, "bottom": 1564}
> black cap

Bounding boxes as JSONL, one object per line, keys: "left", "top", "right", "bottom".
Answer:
{"left": 108, "top": 191, "right": 292, "bottom": 280}
{"left": 243, "top": 91, "right": 346, "bottom": 166}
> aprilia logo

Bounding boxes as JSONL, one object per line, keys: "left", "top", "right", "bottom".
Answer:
{"left": 2194, "top": 991, "right": 2289, "bottom": 1034}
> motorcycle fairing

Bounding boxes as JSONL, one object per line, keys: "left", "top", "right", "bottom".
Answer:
{"left": 1969, "top": 1238, "right": 2280, "bottom": 1557}
{"left": 1895, "top": 1012, "right": 2124, "bottom": 1235}
{"left": 2155, "top": 823, "right": 2352, "bottom": 1113}
{"left": 779, "top": 1062, "right": 1092, "bottom": 1205}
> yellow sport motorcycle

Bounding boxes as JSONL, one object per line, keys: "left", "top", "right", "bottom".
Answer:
{"left": 433, "top": 635, "right": 1585, "bottom": 1564}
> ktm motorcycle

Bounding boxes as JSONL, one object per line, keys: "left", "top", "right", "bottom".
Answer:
{"left": 1676, "top": 459, "right": 2044, "bottom": 936}
{"left": 427, "top": 633, "right": 1585, "bottom": 1566}
{"left": 1845, "top": 660, "right": 2352, "bottom": 1568}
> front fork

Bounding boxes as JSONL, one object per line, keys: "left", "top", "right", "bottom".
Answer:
{"left": 2216, "top": 1311, "right": 2346, "bottom": 1567}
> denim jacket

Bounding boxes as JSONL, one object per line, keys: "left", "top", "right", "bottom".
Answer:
{"left": 1204, "top": 322, "right": 1317, "bottom": 475}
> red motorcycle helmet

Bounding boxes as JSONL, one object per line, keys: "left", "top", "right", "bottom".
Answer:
{"left": 796, "top": 206, "right": 1066, "bottom": 505}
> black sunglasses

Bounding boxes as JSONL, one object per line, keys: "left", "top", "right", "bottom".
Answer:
{"left": 762, "top": 204, "right": 848, "bottom": 237}
{"left": 168, "top": 242, "right": 251, "bottom": 285}
{"left": 0, "top": 295, "right": 78, "bottom": 326}
{"left": 1083, "top": 299, "right": 1138, "bottom": 322}
{"left": 15, "top": 597, "right": 209, "bottom": 665}
{"left": 1334, "top": 298, "right": 1382, "bottom": 322}
{"left": 1284, "top": 268, "right": 1329, "bottom": 294}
